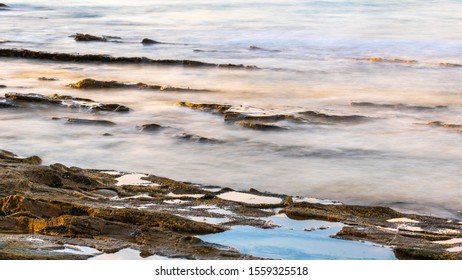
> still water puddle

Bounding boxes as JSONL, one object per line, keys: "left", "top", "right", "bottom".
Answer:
{"left": 201, "top": 214, "right": 396, "bottom": 260}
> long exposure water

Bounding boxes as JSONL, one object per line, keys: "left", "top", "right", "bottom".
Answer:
{"left": 1, "top": 0, "right": 461, "bottom": 218}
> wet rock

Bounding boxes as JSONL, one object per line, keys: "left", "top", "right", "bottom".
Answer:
{"left": 2, "top": 149, "right": 460, "bottom": 260}
{"left": 439, "top": 63, "right": 462, "bottom": 68}
{"left": 0, "top": 149, "right": 42, "bottom": 165}
{"left": 0, "top": 48, "right": 258, "bottom": 69}
{"left": 66, "top": 118, "right": 116, "bottom": 126}
{"left": 298, "top": 110, "right": 368, "bottom": 124}
{"left": 0, "top": 3, "right": 9, "bottom": 10}
{"left": 236, "top": 121, "right": 287, "bottom": 131}
{"left": 68, "top": 78, "right": 208, "bottom": 92}
{"left": 248, "top": 45, "right": 281, "bottom": 52}
{"left": 224, "top": 111, "right": 292, "bottom": 123}
{"left": 4, "top": 92, "right": 131, "bottom": 112}
{"left": 428, "top": 121, "right": 462, "bottom": 132}
{"left": 0, "top": 98, "right": 15, "bottom": 108}
{"left": 102, "top": 133, "right": 113, "bottom": 137}
{"left": 0, "top": 84, "right": 6, "bottom": 88}
{"left": 73, "top": 33, "right": 107, "bottom": 42}
{"left": 177, "top": 102, "right": 232, "bottom": 114}
{"left": 360, "top": 57, "right": 418, "bottom": 64}
{"left": 351, "top": 102, "right": 447, "bottom": 111}
{"left": 175, "top": 133, "right": 223, "bottom": 144}
{"left": 68, "top": 79, "right": 130, "bottom": 89}
{"left": 140, "top": 123, "right": 164, "bottom": 132}
{"left": 141, "top": 38, "right": 162, "bottom": 45}
{"left": 38, "top": 77, "right": 58, "bottom": 81}
{"left": 5, "top": 92, "right": 62, "bottom": 105}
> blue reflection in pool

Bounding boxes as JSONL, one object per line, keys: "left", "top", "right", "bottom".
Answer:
{"left": 201, "top": 214, "right": 397, "bottom": 260}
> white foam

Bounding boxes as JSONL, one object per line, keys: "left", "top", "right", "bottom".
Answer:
{"left": 111, "top": 194, "right": 152, "bottom": 201}
{"left": 387, "top": 218, "right": 420, "bottom": 224}
{"left": 432, "top": 229, "right": 461, "bottom": 235}
{"left": 433, "top": 238, "right": 462, "bottom": 245}
{"left": 163, "top": 199, "right": 187, "bottom": 204}
{"left": 167, "top": 192, "right": 205, "bottom": 198}
{"left": 54, "top": 244, "right": 101, "bottom": 256}
{"left": 217, "top": 191, "right": 282, "bottom": 205}
{"left": 399, "top": 225, "right": 423, "bottom": 232}
{"left": 293, "top": 196, "right": 341, "bottom": 205}
{"left": 446, "top": 247, "right": 462, "bottom": 253}
{"left": 115, "top": 173, "right": 159, "bottom": 186}
{"left": 185, "top": 216, "right": 230, "bottom": 225}
{"left": 101, "top": 171, "right": 122, "bottom": 176}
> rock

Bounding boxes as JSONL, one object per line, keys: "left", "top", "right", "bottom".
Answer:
{"left": 38, "top": 77, "right": 58, "bottom": 81}
{"left": 0, "top": 3, "right": 9, "bottom": 10}
{"left": 0, "top": 98, "right": 15, "bottom": 108}
{"left": 73, "top": 33, "right": 107, "bottom": 42}
{"left": 67, "top": 79, "right": 129, "bottom": 89}
{"left": 68, "top": 79, "right": 208, "bottom": 92}
{"left": 360, "top": 57, "right": 418, "bottom": 64}
{"left": 224, "top": 111, "right": 292, "bottom": 123}
{"left": 5, "top": 92, "right": 62, "bottom": 105}
{"left": 0, "top": 149, "right": 42, "bottom": 165}
{"left": 175, "top": 133, "right": 223, "bottom": 144}
{"left": 298, "top": 110, "right": 368, "bottom": 124}
{"left": 237, "top": 121, "right": 287, "bottom": 131}
{"left": 439, "top": 63, "right": 462, "bottom": 68}
{"left": 1, "top": 149, "right": 461, "bottom": 260}
{"left": 0, "top": 84, "right": 6, "bottom": 88}
{"left": 428, "top": 121, "right": 462, "bottom": 129}
{"left": 102, "top": 133, "right": 113, "bottom": 137}
{"left": 4, "top": 92, "right": 131, "bottom": 112}
{"left": 140, "top": 123, "right": 164, "bottom": 132}
{"left": 0, "top": 48, "right": 259, "bottom": 69}
{"left": 177, "top": 102, "right": 232, "bottom": 114}
{"left": 141, "top": 38, "right": 162, "bottom": 45}
{"left": 351, "top": 102, "right": 447, "bottom": 111}
{"left": 66, "top": 118, "right": 116, "bottom": 126}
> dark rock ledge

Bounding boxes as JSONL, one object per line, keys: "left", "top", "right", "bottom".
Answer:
{"left": 68, "top": 78, "right": 210, "bottom": 92}
{"left": 3, "top": 92, "right": 130, "bottom": 112}
{"left": 0, "top": 149, "right": 461, "bottom": 260}
{"left": 0, "top": 48, "right": 258, "bottom": 69}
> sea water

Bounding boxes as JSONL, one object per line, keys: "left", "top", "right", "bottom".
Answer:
{"left": 1, "top": 0, "right": 461, "bottom": 218}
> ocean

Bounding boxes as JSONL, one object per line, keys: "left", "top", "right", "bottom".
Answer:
{"left": 1, "top": 0, "right": 461, "bottom": 218}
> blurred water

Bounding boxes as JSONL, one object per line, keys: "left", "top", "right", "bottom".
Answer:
{"left": 1, "top": 0, "right": 461, "bottom": 218}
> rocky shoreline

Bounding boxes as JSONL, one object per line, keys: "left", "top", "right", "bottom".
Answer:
{"left": 1, "top": 149, "right": 461, "bottom": 260}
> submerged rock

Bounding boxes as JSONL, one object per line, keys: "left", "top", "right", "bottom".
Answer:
{"left": 236, "top": 121, "right": 287, "bottom": 131}
{"left": 66, "top": 118, "right": 116, "bottom": 126}
{"left": 73, "top": 33, "right": 107, "bottom": 42}
{"left": 38, "top": 77, "right": 58, "bottom": 81}
{"left": 139, "top": 123, "right": 165, "bottom": 132}
{"left": 298, "top": 110, "right": 368, "bottom": 124}
{"left": 360, "top": 57, "right": 418, "bottom": 64}
{"left": 439, "top": 63, "right": 462, "bottom": 68}
{"left": 351, "top": 102, "right": 447, "bottom": 111}
{"left": 0, "top": 48, "right": 258, "bottom": 69}
{"left": 428, "top": 121, "right": 462, "bottom": 132}
{"left": 174, "top": 133, "right": 223, "bottom": 144}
